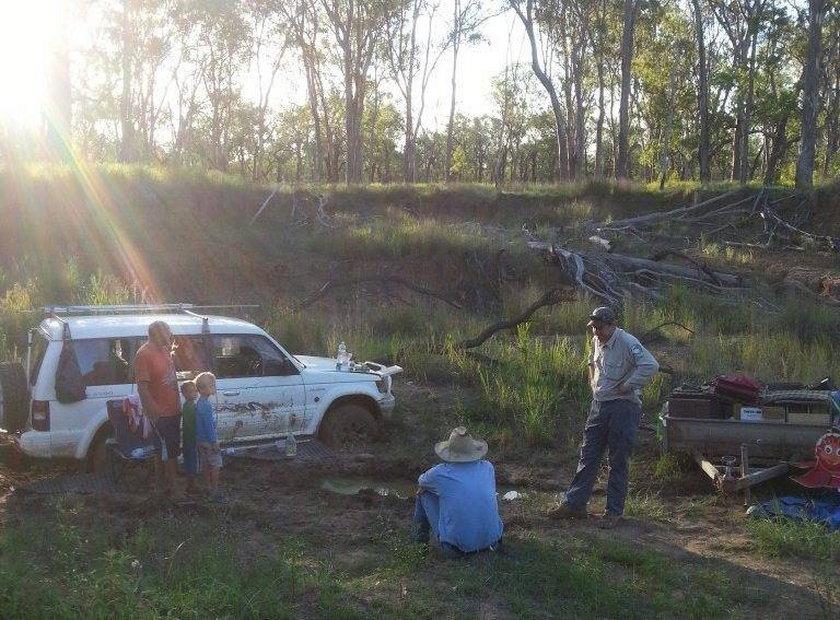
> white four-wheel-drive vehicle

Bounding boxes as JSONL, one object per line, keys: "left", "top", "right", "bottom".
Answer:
{"left": 0, "top": 305, "right": 402, "bottom": 466}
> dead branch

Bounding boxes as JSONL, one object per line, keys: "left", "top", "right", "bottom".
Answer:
{"left": 455, "top": 287, "right": 575, "bottom": 349}
{"left": 601, "top": 253, "right": 744, "bottom": 286}
{"left": 604, "top": 189, "right": 740, "bottom": 229}
{"left": 648, "top": 250, "right": 723, "bottom": 286}
{"left": 316, "top": 195, "right": 338, "bottom": 228}
{"left": 296, "top": 277, "right": 463, "bottom": 311}
{"left": 638, "top": 321, "right": 695, "bottom": 345}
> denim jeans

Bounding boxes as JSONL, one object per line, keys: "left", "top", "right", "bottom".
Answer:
{"left": 563, "top": 398, "right": 641, "bottom": 516}
{"left": 412, "top": 492, "right": 501, "bottom": 557}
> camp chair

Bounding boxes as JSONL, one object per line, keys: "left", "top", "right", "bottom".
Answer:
{"left": 106, "top": 399, "right": 156, "bottom": 484}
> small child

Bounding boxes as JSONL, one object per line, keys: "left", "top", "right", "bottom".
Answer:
{"left": 194, "top": 372, "right": 227, "bottom": 503}
{"left": 179, "top": 380, "right": 200, "bottom": 493}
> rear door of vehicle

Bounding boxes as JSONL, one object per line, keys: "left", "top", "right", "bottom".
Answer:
{"left": 48, "top": 337, "right": 135, "bottom": 458}
{"left": 210, "top": 334, "right": 305, "bottom": 442}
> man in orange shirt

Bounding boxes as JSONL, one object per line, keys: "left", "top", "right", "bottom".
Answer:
{"left": 135, "top": 320, "right": 182, "bottom": 500}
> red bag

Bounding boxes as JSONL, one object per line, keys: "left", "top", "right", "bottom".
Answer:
{"left": 712, "top": 373, "right": 762, "bottom": 404}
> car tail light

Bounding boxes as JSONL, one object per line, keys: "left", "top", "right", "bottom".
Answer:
{"left": 376, "top": 376, "right": 392, "bottom": 394}
{"left": 31, "top": 400, "right": 50, "bottom": 431}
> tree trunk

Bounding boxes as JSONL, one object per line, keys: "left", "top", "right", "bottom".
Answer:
{"left": 796, "top": 0, "right": 827, "bottom": 189}
{"left": 764, "top": 112, "right": 790, "bottom": 185}
{"left": 119, "top": 2, "right": 136, "bottom": 163}
{"left": 659, "top": 63, "right": 678, "bottom": 190}
{"left": 304, "top": 62, "right": 323, "bottom": 182}
{"left": 445, "top": 0, "right": 461, "bottom": 183}
{"left": 511, "top": 0, "right": 570, "bottom": 180}
{"left": 738, "top": 28, "right": 759, "bottom": 184}
{"left": 572, "top": 36, "right": 586, "bottom": 178}
{"left": 595, "top": 55, "right": 606, "bottom": 178}
{"left": 616, "top": 0, "right": 640, "bottom": 180}
{"left": 691, "top": 0, "right": 710, "bottom": 183}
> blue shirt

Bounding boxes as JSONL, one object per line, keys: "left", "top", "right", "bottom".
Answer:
{"left": 418, "top": 460, "right": 504, "bottom": 552}
{"left": 195, "top": 396, "right": 217, "bottom": 444}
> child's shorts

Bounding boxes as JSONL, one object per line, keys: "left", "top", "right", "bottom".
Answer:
{"left": 198, "top": 442, "right": 223, "bottom": 469}
{"left": 182, "top": 441, "right": 199, "bottom": 475}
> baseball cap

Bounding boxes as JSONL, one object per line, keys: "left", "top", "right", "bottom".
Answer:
{"left": 587, "top": 306, "right": 616, "bottom": 326}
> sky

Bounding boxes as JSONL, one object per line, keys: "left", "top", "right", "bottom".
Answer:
{"left": 424, "top": 11, "right": 530, "bottom": 128}
{"left": 0, "top": 1, "right": 530, "bottom": 136}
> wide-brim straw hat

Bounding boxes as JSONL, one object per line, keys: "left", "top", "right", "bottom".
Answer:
{"left": 434, "top": 426, "right": 488, "bottom": 462}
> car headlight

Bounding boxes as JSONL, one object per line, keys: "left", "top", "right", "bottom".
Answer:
{"left": 376, "top": 375, "right": 392, "bottom": 394}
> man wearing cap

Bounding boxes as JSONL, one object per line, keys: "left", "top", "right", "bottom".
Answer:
{"left": 411, "top": 427, "right": 504, "bottom": 556}
{"left": 553, "top": 306, "right": 659, "bottom": 528}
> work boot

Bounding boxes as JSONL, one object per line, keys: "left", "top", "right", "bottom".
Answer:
{"left": 549, "top": 503, "right": 587, "bottom": 520}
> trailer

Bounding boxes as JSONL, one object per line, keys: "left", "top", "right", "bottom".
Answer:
{"left": 660, "top": 388, "right": 838, "bottom": 502}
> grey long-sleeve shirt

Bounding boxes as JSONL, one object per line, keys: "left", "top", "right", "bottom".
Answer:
{"left": 589, "top": 328, "right": 659, "bottom": 405}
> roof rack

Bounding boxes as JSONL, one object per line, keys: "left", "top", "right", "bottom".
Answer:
{"left": 40, "top": 304, "right": 259, "bottom": 316}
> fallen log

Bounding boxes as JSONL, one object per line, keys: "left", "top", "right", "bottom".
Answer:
{"left": 602, "top": 253, "right": 745, "bottom": 287}
{"left": 603, "top": 189, "right": 740, "bottom": 229}
{"left": 529, "top": 243, "right": 746, "bottom": 291}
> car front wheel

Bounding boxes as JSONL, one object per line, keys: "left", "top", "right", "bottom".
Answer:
{"left": 318, "top": 403, "right": 379, "bottom": 452}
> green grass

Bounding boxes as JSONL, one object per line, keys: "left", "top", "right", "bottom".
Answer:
{"left": 747, "top": 517, "right": 840, "bottom": 561}
{"left": 0, "top": 497, "right": 772, "bottom": 619}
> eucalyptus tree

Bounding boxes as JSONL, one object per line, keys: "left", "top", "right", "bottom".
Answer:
{"left": 750, "top": 4, "right": 797, "bottom": 185}
{"left": 615, "top": 0, "right": 641, "bottom": 179}
{"left": 363, "top": 97, "right": 402, "bottom": 182}
{"left": 384, "top": 0, "right": 448, "bottom": 182}
{"left": 510, "top": 0, "right": 571, "bottom": 180}
{"left": 709, "top": 0, "right": 773, "bottom": 184}
{"left": 321, "top": 0, "right": 402, "bottom": 184}
{"left": 444, "top": 0, "right": 488, "bottom": 182}
{"left": 490, "top": 63, "right": 540, "bottom": 183}
{"left": 589, "top": 0, "right": 620, "bottom": 178}
{"left": 83, "top": 0, "right": 177, "bottom": 163}
{"left": 691, "top": 0, "right": 711, "bottom": 181}
{"left": 549, "top": 0, "right": 593, "bottom": 178}
{"left": 795, "top": 0, "right": 831, "bottom": 189}
{"left": 170, "top": 0, "right": 252, "bottom": 171}
{"left": 822, "top": 8, "right": 839, "bottom": 177}
{"left": 244, "top": 0, "right": 292, "bottom": 182}
{"left": 634, "top": 3, "right": 696, "bottom": 186}
{"left": 278, "top": 0, "right": 339, "bottom": 182}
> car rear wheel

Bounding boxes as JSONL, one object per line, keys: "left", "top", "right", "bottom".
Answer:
{"left": 318, "top": 403, "right": 379, "bottom": 452}
{"left": 87, "top": 425, "right": 113, "bottom": 474}
{"left": 0, "top": 361, "right": 29, "bottom": 433}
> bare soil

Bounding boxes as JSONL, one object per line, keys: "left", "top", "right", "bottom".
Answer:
{"left": 1, "top": 383, "right": 837, "bottom": 617}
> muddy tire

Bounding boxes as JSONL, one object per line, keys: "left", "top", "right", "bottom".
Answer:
{"left": 87, "top": 425, "right": 113, "bottom": 474}
{"left": 318, "top": 403, "right": 379, "bottom": 452}
{"left": 0, "top": 361, "right": 28, "bottom": 433}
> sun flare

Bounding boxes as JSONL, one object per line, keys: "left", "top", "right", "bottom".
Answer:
{"left": 0, "top": 0, "right": 63, "bottom": 129}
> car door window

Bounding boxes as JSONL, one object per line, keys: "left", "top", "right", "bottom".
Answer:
{"left": 75, "top": 338, "right": 131, "bottom": 386}
{"left": 212, "top": 335, "right": 297, "bottom": 378}
{"left": 173, "top": 336, "right": 211, "bottom": 378}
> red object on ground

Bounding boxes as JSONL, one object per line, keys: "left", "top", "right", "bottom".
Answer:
{"left": 792, "top": 433, "right": 840, "bottom": 489}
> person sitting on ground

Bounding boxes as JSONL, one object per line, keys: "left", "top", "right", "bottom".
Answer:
{"left": 412, "top": 426, "right": 504, "bottom": 557}
{"left": 194, "top": 372, "right": 227, "bottom": 504}
{"left": 180, "top": 380, "right": 200, "bottom": 494}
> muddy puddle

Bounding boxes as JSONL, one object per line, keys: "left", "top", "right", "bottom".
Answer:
{"left": 319, "top": 476, "right": 416, "bottom": 500}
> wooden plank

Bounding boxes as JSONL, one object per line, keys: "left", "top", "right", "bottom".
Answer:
{"left": 693, "top": 453, "right": 722, "bottom": 484}
{"left": 732, "top": 463, "right": 790, "bottom": 491}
